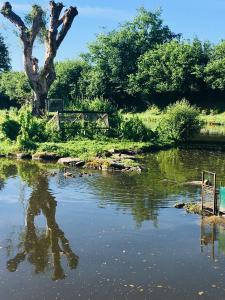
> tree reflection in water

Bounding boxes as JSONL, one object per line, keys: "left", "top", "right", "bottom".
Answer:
{"left": 200, "top": 217, "right": 225, "bottom": 260}
{"left": 6, "top": 174, "right": 78, "bottom": 281}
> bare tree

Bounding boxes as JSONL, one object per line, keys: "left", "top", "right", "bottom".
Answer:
{"left": 1, "top": 1, "right": 78, "bottom": 115}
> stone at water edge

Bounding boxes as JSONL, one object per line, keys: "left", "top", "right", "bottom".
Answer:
{"left": 57, "top": 157, "right": 81, "bottom": 165}
{"left": 16, "top": 153, "right": 32, "bottom": 159}
{"left": 174, "top": 203, "right": 185, "bottom": 209}
{"left": 75, "top": 161, "right": 85, "bottom": 167}
{"left": 32, "top": 152, "right": 60, "bottom": 161}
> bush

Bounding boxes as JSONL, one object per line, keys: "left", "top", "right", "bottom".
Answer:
{"left": 120, "top": 116, "right": 154, "bottom": 141}
{"left": 157, "top": 99, "right": 202, "bottom": 143}
{"left": 17, "top": 131, "right": 37, "bottom": 151}
{"left": 67, "top": 97, "right": 116, "bottom": 113}
{"left": 1, "top": 118, "right": 21, "bottom": 140}
{"left": 146, "top": 104, "right": 161, "bottom": 115}
{"left": 18, "top": 106, "right": 47, "bottom": 143}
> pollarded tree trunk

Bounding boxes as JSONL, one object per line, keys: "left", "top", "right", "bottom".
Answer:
{"left": 1, "top": 1, "right": 78, "bottom": 115}
{"left": 32, "top": 85, "right": 48, "bottom": 115}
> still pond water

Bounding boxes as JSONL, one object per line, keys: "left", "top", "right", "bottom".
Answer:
{"left": 1, "top": 149, "right": 225, "bottom": 300}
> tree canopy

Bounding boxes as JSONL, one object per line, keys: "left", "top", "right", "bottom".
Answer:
{"left": 205, "top": 41, "right": 225, "bottom": 90}
{"left": 81, "top": 8, "right": 179, "bottom": 103}
{"left": 2, "top": 6, "right": 225, "bottom": 110}
{"left": 0, "top": 33, "right": 11, "bottom": 72}
{"left": 129, "top": 39, "right": 211, "bottom": 96}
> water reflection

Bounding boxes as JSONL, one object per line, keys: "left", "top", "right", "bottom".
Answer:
{"left": 2, "top": 150, "right": 225, "bottom": 299}
{"left": 200, "top": 217, "right": 225, "bottom": 259}
{"left": 1, "top": 161, "right": 79, "bottom": 281}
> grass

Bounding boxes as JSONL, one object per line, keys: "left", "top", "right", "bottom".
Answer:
{"left": 185, "top": 202, "right": 202, "bottom": 214}
{"left": 133, "top": 108, "right": 225, "bottom": 137}
{"left": 0, "top": 140, "right": 19, "bottom": 154}
{"left": 0, "top": 139, "right": 154, "bottom": 159}
{"left": 200, "top": 112, "right": 225, "bottom": 125}
{"left": 36, "top": 139, "right": 153, "bottom": 159}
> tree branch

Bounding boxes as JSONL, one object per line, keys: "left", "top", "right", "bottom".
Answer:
{"left": 30, "top": 6, "right": 44, "bottom": 46}
{"left": 56, "top": 6, "right": 78, "bottom": 49}
{"left": 41, "top": 2, "right": 78, "bottom": 79}
{"left": 50, "top": 1, "right": 64, "bottom": 29}
{"left": 0, "top": 2, "right": 29, "bottom": 42}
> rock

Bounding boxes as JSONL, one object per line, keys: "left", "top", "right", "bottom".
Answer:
{"left": 75, "top": 160, "right": 85, "bottom": 167}
{"left": 122, "top": 166, "right": 142, "bottom": 173}
{"left": 174, "top": 203, "right": 185, "bottom": 209}
{"left": 32, "top": 152, "right": 60, "bottom": 161}
{"left": 109, "top": 162, "right": 126, "bottom": 170}
{"left": 7, "top": 153, "right": 17, "bottom": 158}
{"left": 183, "top": 181, "right": 202, "bottom": 186}
{"left": 111, "top": 153, "right": 138, "bottom": 161}
{"left": 109, "top": 149, "right": 137, "bottom": 155}
{"left": 57, "top": 157, "right": 80, "bottom": 165}
{"left": 118, "top": 149, "right": 137, "bottom": 155}
{"left": 108, "top": 149, "right": 115, "bottom": 154}
{"left": 16, "top": 153, "right": 32, "bottom": 159}
{"left": 96, "top": 151, "right": 113, "bottom": 158}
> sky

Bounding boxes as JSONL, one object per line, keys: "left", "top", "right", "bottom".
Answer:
{"left": 0, "top": 0, "right": 225, "bottom": 70}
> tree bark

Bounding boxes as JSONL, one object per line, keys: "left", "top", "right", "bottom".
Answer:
{"left": 1, "top": 1, "right": 78, "bottom": 115}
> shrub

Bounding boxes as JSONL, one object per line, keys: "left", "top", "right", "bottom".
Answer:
{"left": 18, "top": 106, "right": 47, "bottom": 143}
{"left": 61, "top": 120, "right": 83, "bottom": 140}
{"left": 1, "top": 118, "right": 21, "bottom": 140}
{"left": 120, "top": 116, "right": 154, "bottom": 141}
{"left": 17, "top": 131, "right": 36, "bottom": 151}
{"left": 157, "top": 99, "right": 202, "bottom": 143}
{"left": 67, "top": 97, "right": 116, "bottom": 113}
{"left": 146, "top": 104, "right": 161, "bottom": 115}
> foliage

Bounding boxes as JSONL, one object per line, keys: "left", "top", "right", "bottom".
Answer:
{"left": 0, "top": 33, "right": 11, "bottom": 73}
{"left": 120, "top": 116, "right": 154, "bottom": 141}
{"left": 49, "top": 60, "right": 86, "bottom": 104}
{"left": 36, "top": 139, "right": 150, "bottom": 159}
{"left": 205, "top": 41, "right": 225, "bottom": 90}
{"left": 157, "top": 100, "right": 202, "bottom": 142}
{"left": 1, "top": 118, "right": 20, "bottom": 140}
{"left": 129, "top": 39, "right": 211, "bottom": 96}
{"left": 146, "top": 104, "right": 161, "bottom": 115}
{"left": 18, "top": 106, "right": 47, "bottom": 143}
{"left": 81, "top": 8, "right": 179, "bottom": 102}
{"left": 67, "top": 97, "right": 116, "bottom": 113}
{"left": 24, "top": 5, "right": 47, "bottom": 43}
{"left": 0, "top": 71, "right": 32, "bottom": 105}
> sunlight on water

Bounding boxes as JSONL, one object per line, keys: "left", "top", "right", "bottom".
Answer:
{"left": 1, "top": 149, "right": 225, "bottom": 299}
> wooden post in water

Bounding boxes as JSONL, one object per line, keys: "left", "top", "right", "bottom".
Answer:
{"left": 201, "top": 171, "right": 204, "bottom": 211}
{"left": 213, "top": 173, "right": 217, "bottom": 215}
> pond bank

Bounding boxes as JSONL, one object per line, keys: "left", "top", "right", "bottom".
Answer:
{"left": 0, "top": 139, "right": 172, "bottom": 172}
{"left": 3, "top": 139, "right": 225, "bottom": 171}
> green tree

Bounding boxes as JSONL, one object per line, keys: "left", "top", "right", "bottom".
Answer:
{"left": 129, "top": 39, "right": 211, "bottom": 97}
{"left": 1, "top": 1, "right": 78, "bottom": 115}
{"left": 0, "top": 33, "right": 11, "bottom": 72}
{"left": 0, "top": 71, "right": 32, "bottom": 105}
{"left": 205, "top": 41, "right": 225, "bottom": 90}
{"left": 49, "top": 60, "right": 86, "bottom": 105}
{"left": 82, "top": 8, "right": 179, "bottom": 104}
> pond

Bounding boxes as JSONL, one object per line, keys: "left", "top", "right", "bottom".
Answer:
{"left": 1, "top": 149, "right": 225, "bottom": 299}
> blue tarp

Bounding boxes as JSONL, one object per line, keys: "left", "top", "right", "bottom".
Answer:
{"left": 220, "top": 187, "right": 225, "bottom": 212}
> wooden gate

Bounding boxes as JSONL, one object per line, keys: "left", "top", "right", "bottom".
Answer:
{"left": 201, "top": 171, "right": 217, "bottom": 215}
